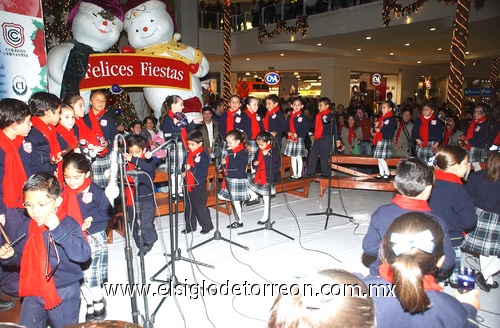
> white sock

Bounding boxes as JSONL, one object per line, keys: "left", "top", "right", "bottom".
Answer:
{"left": 380, "top": 159, "right": 390, "bottom": 176}
{"left": 90, "top": 286, "right": 104, "bottom": 308}
{"left": 248, "top": 189, "right": 258, "bottom": 201}
{"left": 377, "top": 160, "right": 384, "bottom": 176}
{"left": 480, "top": 255, "right": 500, "bottom": 282}
{"left": 80, "top": 284, "right": 94, "bottom": 310}
{"left": 233, "top": 201, "right": 243, "bottom": 223}
{"left": 291, "top": 156, "right": 297, "bottom": 177}
{"left": 296, "top": 157, "right": 303, "bottom": 177}
{"left": 261, "top": 196, "right": 270, "bottom": 222}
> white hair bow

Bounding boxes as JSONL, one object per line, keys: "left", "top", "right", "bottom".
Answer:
{"left": 390, "top": 229, "right": 435, "bottom": 256}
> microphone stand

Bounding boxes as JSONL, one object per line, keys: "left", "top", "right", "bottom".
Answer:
{"left": 188, "top": 142, "right": 249, "bottom": 251}
{"left": 128, "top": 171, "right": 153, "bottom": 328}
{"left": 150, "top": 138, "right": 214, "bottom": 322}
{"left": 238, "top": 136, "right": 294, "bottom": 240}
{"left": 306, "top": 117, "right": 353, "bottom": 229}
{"left": 117, "top": 151, "right": 140, "bottom": 324}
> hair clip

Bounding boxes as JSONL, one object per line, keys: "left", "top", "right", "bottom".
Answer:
{"left": 427, "top": 155, "right": 437, "bottom": 167}
{"left": 390, "top": 229, "right": 435, "bottom": 256}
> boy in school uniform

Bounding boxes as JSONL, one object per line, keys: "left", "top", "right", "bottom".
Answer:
{"left": 306, "top": 97, "right": 337, "bottom": 178}
{"left": 125, "top": 135, "right": 158, "bottom": 255}
{"left": 0, "top": 98, "right": 34, "bottom": 308}
{"left": 362, "top": 157, "right": 456, "bottom": 276}
{"left": 181, "top": 130, "right": 213, "bottom": 234}
{"left": 0, "top": 172, "right": 91, "bottom": 328}
{"left": 26, "top": 92, "right": 62, "bottom": 175}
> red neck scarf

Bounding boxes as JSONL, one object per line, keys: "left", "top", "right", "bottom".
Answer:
{"left": 392, "top": 193, "right": 431, "bottom": 211}
{"left": 314, "top": 109, "right": 330, "bottom": 140}
{"left": 186, "top": 146, "right": 204, "bottom": 192}
{"left": 56, "top": 124, "right": 78, "bottom": 149}
{"left": 245, "top": 109, "right": 261, "bottom": 139}
{"left": 19, "top": 220, "right": 63, "bottom": 310}
{"left": 31, "top": 116, "right": 61, "bottom": 159}
{"left": 74, "top": 117, "right": 100, "bottom": 146}
{"left": 61, "top": 178, "right": 90, "bottom": 229}
{"left": 87, "top": 109, "right": 108, "bottom": 155}
{"left": 168, "top": 111, "right": 188, "bottom": 148}
{"left": 372, "top": 111, "right": 394, "bottom": 145}
{"left": 347, "top": 124, "right": 357, "bottom": 144}
{"left": 435, "top": 169, "right": 463, "bottom": 185}
{"left": 465, "top": 117, "right": 487, "bottom": 150}
{"left": 226, "top": 108, "right": 239, "bottom": 132}
{"left": 263, "top": 106, "right": 280, "bottom": 131}
{"left": 443, "top": 126, "right": 453, "bottom": 146}
{"left": 394, "top": 121, "right": 405, "bottom": 144}
{"left": 419, "top": 114, "right": 436, "bottom": 147}
{"left": 379, "top": 262, "right": 442, "bottom": 291}
{"left": 254, "top": 144, "right": 271, "bottom": 185}
{"left": 494, "top": 129, "right": 500, "bottom": 145}
{"left": 0, "top": 131, "right": 27, "bottom": 208}
{"left": 288, "top": 110, "right": 302, "bottom": 141}
{"left": 221, "top": 143, "right": 245, "bottom": 190}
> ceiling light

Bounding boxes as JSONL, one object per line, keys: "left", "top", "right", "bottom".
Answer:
{"left": 357, "top": 48, "right": 361, "bottom": 51}
{"left": 437, "top": 48, "right": 442, "bottom": 51}
{"left": 417, "top": 61, "right": 421, "bottom": 64}
{"left": 365, "top": 36, "right": 371, "bottom": 40}
{"left": 465, "top": 51, "right": 469, "bottom": 55}
{"left": 405, "top": 43, "right": 410, "bottom": 46}
{"left": 317, "top": 43, "right": 322, "bottom": 46}
{"left": 389, "top": 52, "right": 394, "bottom": 55}
{"left": 429, "top": 27, "right": 436, "bottom": 31}
{"left": 245, "top": 72, "right": 250, "bottom": 75}
{"left": 318, "top": 76, "right": 321, "bottom": 79}
{"left": 296, "top": 75, "right": 300, "bottom": 79}
{"left": 280, "top": 53, "right": 284, "bottom": 56}
{"left": 246, "top": 58, "right": 250, "bottom": 61}
{"left": 294, "top": 72, "right": 299, "bottom": 75}
{"left": 254, "top": 74, "right": 258, "bottom": 78}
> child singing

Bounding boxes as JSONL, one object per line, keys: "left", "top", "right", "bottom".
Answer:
{"left": 284, "top": 98, "right": 309, "bottom": 179}
{"left": 372, "top": 101, "right": 396, "bottom": 180}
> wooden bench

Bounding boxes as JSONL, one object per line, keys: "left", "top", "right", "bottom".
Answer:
{"left": 276, "top": 177, "right": 311, "bottom": 198}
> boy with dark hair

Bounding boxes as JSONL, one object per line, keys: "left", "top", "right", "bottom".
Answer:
{"left": 27, "top": 92, "right": 62, "bottom": 175}
{"left": 181, "top": 130, "right": 213, "bottom": 234}
{"left": 0, "top": 98, "right": 34, "bottom": 305}
{"left": 0, "top": 172, "right": 91, "bottom": 328}
{"left": 306, "top": 97, "right": 337, "bottom": 178}
{"left": 362, "top": 157, "right": 456, "bottom": 276}
{"left": 125, "top": 135, "right": 158, "bottom": 255}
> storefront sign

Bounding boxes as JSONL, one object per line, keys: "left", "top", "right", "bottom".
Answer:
{"left": 370, "top": 73, "right": 382, "bottom": 86}
{"left": 264, "top": 71, "right": 281, "bottom": 86}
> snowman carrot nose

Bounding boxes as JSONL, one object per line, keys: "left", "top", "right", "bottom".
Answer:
{"left": 143, "top": 27, "right": 148, "bottom": 32}
{"left": 103, "top": 21, "right": 108, "bottom": 26}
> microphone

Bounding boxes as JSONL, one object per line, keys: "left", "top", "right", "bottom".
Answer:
{"left": 145, "top": 138, "right": 176, "bottom": 159}
{"left": 105, "top": 136, "right": 120, "bottom": 201}
{"left": 164, "top": 132, "right": 180, "bottom": 139}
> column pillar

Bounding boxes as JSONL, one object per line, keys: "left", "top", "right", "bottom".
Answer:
{"left": 175, "top": 0, "right": 199, "bottom": 46}
{"left": 321, "top": 66, "right": 351, "bottom": 107}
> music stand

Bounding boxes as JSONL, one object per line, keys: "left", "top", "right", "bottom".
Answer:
{"left": 188, "top": 142, "right": 249, "bottom": 251}
{"left": 150, "top": 139, "right": 214, "bottom": 322}
{"left": 238, "top": 136, "right": 294, "bottom": 240}
{"left": 306, "top": 117, "right": 353, "bottom": 229}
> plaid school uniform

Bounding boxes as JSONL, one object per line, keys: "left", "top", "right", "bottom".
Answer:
{"left": 218, "top": 144, "right": 249, "bottom": 201}
{"left": 373, "top": 112, "right": 396, "bottom": 159}
{"left": 462, "top": 207, "right": 499, "bottom": 256}
{"left": 416, "top": 141, "right": 437, "bottom": 163}
{"left": 373, "top": 139, "right": 393, "bottom": 159}
{"left": 82, "top": 230, "right": 108, "bottom": 287}
{"left": 219, "top": 177, "right": 249, "bottom": 201}
{"left": 284, "top": 137, "right": 306, "bottom": 157}
{"left": 468, "top": 146, "right": 486, "bottom": 163}
{"left": 247, "top": 146, "right": 278, "bottom": 196}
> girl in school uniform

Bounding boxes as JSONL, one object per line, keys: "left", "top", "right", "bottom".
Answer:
{"left": 62, "top": 153, "right": 114, "bottom": 321}
{"left": 244, "top": 96, "right": 263, "bottom": 169}
{"left": 247, "top": 132, "right": 280, "bottom": 224}
{"left": 412, "top": 101, "right": 443, "bottom": 163}
{"left": 160, "top": 95, "right": 202, "bottom": 198}
{"left": 372, "top": 101, "right": 397, "bottom": 180}
{"left": 218, "top": 130, "right": 249, "bottom": 229}
{"left": 428, "top": 146, "right": 476, "bottom": 285}
{"left": 284, "top": 98, "right": 309, "bottom": 179}
{"left": 460, "top": 103, "right": 489, "bottom": 179}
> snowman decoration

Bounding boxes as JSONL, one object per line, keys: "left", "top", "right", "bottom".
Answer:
{"left": 123, "top": 0, "right": 210, "bottom": 120}
{"left": 47, "top": 0, "right": 124, "bottom": 107}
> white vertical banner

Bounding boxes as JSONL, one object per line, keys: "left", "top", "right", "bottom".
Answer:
{"left": 0, "top": 0, "right": 47, "bottom": 101}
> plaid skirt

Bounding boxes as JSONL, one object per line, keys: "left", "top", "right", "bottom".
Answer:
{"left": 82, "top": 230, "right": 108, "bottom": 288}
{"left": 218, "top": 177, "right": 248, "bottom": 201}
{"left": 168, "top": 141, "right": 187, "bottom": 173}
{"left": 468, "top": 146, "right": 486, "bottom": 163}
{"left": 437, "top": 245, "right": 461, "bottom": 284}
{"left": 284, "top": 138, "right": 306, "bottom": 157}
{"left": 247, "top": 140, "right": 258, "bottom": 166}
{"left": 416, "top": 141, "right": 437, "bottom": 163}
{"left": 91, "top": 154, "right": 111, "bottom": 189}
{"left": 247, "top": 175, "right": 276, "bottom": 196}
{"left": 373, "top": 139, "right": 393, "bottom": 159}
{"left": 462, "top": 207, "right": 499, "bottom": 256}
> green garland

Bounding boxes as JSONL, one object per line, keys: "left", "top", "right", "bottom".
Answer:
{"left": 382, "top": 0, "right": 485, "bottom": 27}
{"left": 258, "top": 15, "right": 308, "bottom": 44}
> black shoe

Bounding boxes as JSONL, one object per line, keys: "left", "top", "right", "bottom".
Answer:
{"left": 181, "top": 229, "right": 194, "bottom": 234}
{"left": 85, "top": 304, "right": 95, "bottom": 322}
{"left": 227, "top": 222, "right": 243, "bottom": 229}
{"left": 382, "top": 175, "right": 390, "bottom": 180}
{"left": 375, "top": 175, "right": 383, "bottom": 179}
{"left": 0, "top": 299, "right": 15, "bottom": 313}
{"left": 257, "top": 220, "right": 268, "bottom": 225}
{"left": 489, "top": 281, "right": 499, "bottom": 289}
{"left": 93, "top": 298, "right": 107, "bottom": 321}
{"left": 3, "top": 291, "right": 19, "bottom": 300}
{"left": 137, "top": 243, "right": 154, "bottom": 256}
{"left": 304, "top": 173, "right": 316, "bottom": 177}
{"left": 475, "top": 272, "right": 491, "bottom": 292}
{"left": 200, "top": 228, "right": 213, "bottom": 234}
{"left": 245, "top": 198, "right": 260, "bottom": 206}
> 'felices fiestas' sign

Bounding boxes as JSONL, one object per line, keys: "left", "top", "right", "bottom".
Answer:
{"left": 79, "top": 53, "right": 192, "bottom": 91}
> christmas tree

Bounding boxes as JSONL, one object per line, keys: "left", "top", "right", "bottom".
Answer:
{"left": 105, "top": 85, "right": 140, "bottom": 131}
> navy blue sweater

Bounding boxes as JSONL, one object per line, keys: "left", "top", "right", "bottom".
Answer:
{"left": 285, "top": 113, "right": 309, "bottom": 139}
{"left": 127, "top": 156, "right": 156, "bottom": 203}
{"left": 380, "top": 115, "right": 397, "bottom": 140}
{"left": 363, "top": 275, "right": 478, "bottom": 328}
{"left": 265, "top": 109, "right": 286, "bottom": 138}
{"left": 225, "top": 148, "right": 248, "bottom": 179}
{"left": 76, "top": 183, "right": 114, "bottom": 235}
{"left": 161, "top": 113, "right": 197, "bottom": 138}
{"left": 183, "top": 150, "right": 210, "bottom": 188}
{"left": 429, "top": 179, "right": 476, "bottom": 246}
{"left": 252, "top": 147, "right": 280, "bottom": 183}
{"left": 315, "top": 112, "right": 337, "bottom": 140}
{"left": 466, "top": 119, "right": 488, "bottom": 148}
{"left": 83, "top": 112, "right": 118, "bottom": 154}
{"left": 412, "top": 117, "right": 443, "bottom": 143}
{"left": 218, "top": 110, "right": 252, "bottom": 139}
{"left": 466, "top": 170, "right": 500, "bottom": 215}
{"left": 26, "top": 125, "right": 56, "bottom": 174}
{"left": 362, "top": 203, "right": 455, "bottom": 276}
{"left": 1, "top": 216, "right": 91, "bottom": 288}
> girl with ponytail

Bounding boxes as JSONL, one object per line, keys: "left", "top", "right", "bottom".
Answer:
{"left": 364, "top": 212, "right": 480, "bottom": 327}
